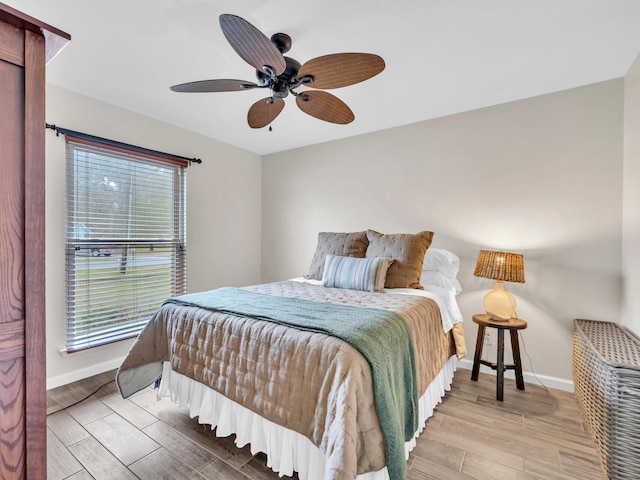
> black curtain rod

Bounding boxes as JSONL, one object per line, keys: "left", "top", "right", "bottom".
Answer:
{"left": 45, "top": 123, "right": 202, "bottom": 165}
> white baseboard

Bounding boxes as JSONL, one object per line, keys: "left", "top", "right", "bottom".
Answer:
{"left": 457, "top": 358, "right": 574, "bottom": 392}
{"left": 46, "top": 357, "right": 124, "bottom": 390}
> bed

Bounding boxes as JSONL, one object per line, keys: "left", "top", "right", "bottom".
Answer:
{"left": 116, "top": 231, "right": 467, "bottom": 480}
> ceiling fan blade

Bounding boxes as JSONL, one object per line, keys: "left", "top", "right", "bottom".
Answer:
{"left": 298, "top": 53, "right": 385, "bottom": 89}
{"left": 296, "top": 91, "right": 354, "bottom": 124}
{"left": 170, "top": 79, "right": 258, "bottom": 93}
{"left": 248, "top": 97, "right": 285, "bottom": 128}
{"left": 219, "top": 14, "right": 286, "bottom": 76}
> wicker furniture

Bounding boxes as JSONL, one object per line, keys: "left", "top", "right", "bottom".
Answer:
{"left": 471, "top": 314, "right": 527, "bottom": 401}
{"left": 573, "top": 319, "right": 640, "bottom": 480}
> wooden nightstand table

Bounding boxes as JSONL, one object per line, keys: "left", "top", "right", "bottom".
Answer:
{"left": 471, "top": 313, "right": 528, "bottom": 401}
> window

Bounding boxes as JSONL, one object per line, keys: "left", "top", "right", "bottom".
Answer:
{"left": 65, "top": 136, "right": 187, "bottom": 352}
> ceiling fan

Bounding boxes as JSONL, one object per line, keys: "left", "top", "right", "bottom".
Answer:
{"left": 170, "top": 14, "right": 385, "bottom": 129}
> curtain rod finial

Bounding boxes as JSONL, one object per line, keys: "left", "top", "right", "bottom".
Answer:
{"left": 45, "top": 122, "right": 61, "bottom": 136}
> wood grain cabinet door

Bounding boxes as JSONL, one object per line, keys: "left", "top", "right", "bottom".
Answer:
{"left": 0, "top": 18, "right": 47, "bottom": 479}
{"left": 0, "top": 5, "right": 67, "bottom": 477}
{"left": 0, "top": 18, "right": 28, "bottom": 478}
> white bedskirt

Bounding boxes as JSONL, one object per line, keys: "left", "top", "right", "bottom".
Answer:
{"left": 157, "top": 356, "right": 458, "bottom": 480}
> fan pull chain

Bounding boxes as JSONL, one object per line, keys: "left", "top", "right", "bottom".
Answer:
{"left": 267, "top": 97, "right": 274, "bottom": 130}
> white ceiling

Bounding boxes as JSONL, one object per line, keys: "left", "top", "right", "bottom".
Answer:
{"left": 6, "top": 0, "right": 640, "bottom": 155}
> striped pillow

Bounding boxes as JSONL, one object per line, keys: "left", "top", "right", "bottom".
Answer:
{"left": 321, "top": 255, "right": 394, "bottom": 293}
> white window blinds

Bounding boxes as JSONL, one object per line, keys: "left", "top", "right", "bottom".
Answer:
{"left": 65, "top": 136, "right": 187, "bottom": 352}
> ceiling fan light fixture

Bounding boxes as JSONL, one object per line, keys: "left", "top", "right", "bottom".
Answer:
{"left": 272, "top": 80, "right": 289, "bottom": 98}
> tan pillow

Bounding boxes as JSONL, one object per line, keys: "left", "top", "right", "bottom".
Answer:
{"left": 306, "top": 231, "right": 369, "bottom": 280}
{"left": 366, "top": 230, "right": 434, "bottom": 289}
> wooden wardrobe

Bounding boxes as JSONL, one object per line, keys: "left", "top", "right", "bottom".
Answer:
{"left": 0, "top": 4, "right": 69, "bottom": 478}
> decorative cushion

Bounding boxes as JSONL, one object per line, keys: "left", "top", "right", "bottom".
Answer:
{"left": 322, "top": 255, "right": 393, "bottom": 293}
{"left": 307, "top": 231, "right": 369, "bottom": 280}
{"left": 366, "top": 230, "right": 434, "bottom": 289}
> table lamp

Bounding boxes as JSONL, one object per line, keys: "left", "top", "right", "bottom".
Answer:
{"left": 474, "top": 250, "right": 525, "bottom": 321}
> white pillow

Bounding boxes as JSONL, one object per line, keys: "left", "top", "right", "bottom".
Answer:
{"left": 422, "top": 248, "right": 460, "bottom": 278}
{"left": 420, "top": 270, "right": 463, "bottom": 295}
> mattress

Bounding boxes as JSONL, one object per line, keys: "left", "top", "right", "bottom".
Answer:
{"left": 116, "top": 279, "right": 466, "bottom": 480}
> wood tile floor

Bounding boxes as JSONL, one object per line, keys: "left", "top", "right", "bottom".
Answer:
{"left": 46, "top": 369, "right": 604, "bottom": 479}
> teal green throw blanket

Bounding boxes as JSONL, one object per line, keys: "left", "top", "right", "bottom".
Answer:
{"left": 165, "top": 287, "right": 418, "bottom": 480}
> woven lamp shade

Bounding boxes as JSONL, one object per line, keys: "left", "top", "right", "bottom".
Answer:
{"left": 474, "top": 250, "right": 525, "bottom": 283}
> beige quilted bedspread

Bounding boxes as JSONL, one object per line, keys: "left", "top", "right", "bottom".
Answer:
{"left": 117, "top": 281, "right": 466, "bottom": 480}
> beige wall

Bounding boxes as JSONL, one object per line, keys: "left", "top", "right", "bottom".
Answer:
{"left": 262, "top": 80, "right": 624, "bottom": 383}
{"left": 45, "top": 85, "right": 262, "bottom": 387}
{"left": 46, "top": 78, "right": 627, "bottom": 387}
{"left": 623, "top": 54, "right": 640, "bottom": 336}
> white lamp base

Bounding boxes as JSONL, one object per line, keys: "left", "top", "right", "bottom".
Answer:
{"left": 484, "top": 280, "right": 516, "bottom": 321}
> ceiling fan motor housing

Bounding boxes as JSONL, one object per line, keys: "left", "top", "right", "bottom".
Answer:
{"left": 255, "top": 56, "right": 302, "bottom": 97}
